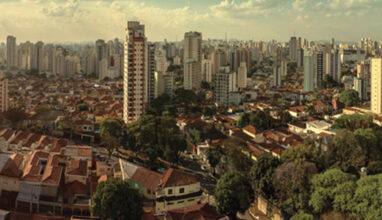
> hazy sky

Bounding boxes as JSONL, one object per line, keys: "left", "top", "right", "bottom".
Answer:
{"left": 1, "top": 0, "right": 381, "bottom": 43}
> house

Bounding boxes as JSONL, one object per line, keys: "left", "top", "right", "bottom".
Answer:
{"left": 130, "top": 167, "right": 163, "bottom": 200}
{"left": 242, "top": 125, "right": 265, "bottom": 143}
{"left": 155, "top": 169, "right": 202, "bottom": 215}
{"left": 165, "top": 203, "right": 221, "bottom": 220}
{"left": 305, "top": 120, "right": 334, "bottom": 135}
{"left": 288, "top": 106, "right": 307, "bottom": 118}
{"left": 0, "top": 153, "right": 24, "bottom": 193}
{"left": 287, "top": 120, "right": 306, "bottom": 134}
{"left": 0, "top": 129, "right": 16, "bottom": 152}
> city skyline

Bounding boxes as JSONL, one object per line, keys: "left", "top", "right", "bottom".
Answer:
{"left": 1, "top": 0, "right": 382, "bottom": 43}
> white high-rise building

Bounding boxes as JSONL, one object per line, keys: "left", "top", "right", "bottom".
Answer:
{"left": 303, "top": 51, "right": 314, "bottom": 92}
{"left": 6, "top": 36, "right": 17, "bottom": 68}
{"left": 237, "top": 62, "right": 247, "bottom": 89}
{"left": 325, "top": 50, "right": 341, "bottom": 82}
{"left": 202, "top": 58, "right": 212, "bottom": 82}
{"left": 155, "top": 71, "right": 173, "bottom": 98}
{"left": 183, "top": 32, "right": 202, "bottom": 90}
{"left": 371, "top": 58, "right": 382, "bottom": 115}
{"left": 273, "top": 64, "right": 281, "bottom": 87}
{"left": 123, "top": 21, "right": 148, "bottom": 123}
{"left": 214, "top": 65, "right": 237, "bottom": 106}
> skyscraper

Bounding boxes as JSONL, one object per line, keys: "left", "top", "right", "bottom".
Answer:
{"left": 371, "top": 58, "right": 382, "bottom": 115}
{"left": 123, "top": 21, "right": 147, "bottom": 123}
{"left": 0, "top": 79, "right": 8, "bottom": 112}
{"left": 95, "top": 39, "right": 106, "bottom": 78}
{"left": 237, "top": 62, "right": 247, "bottom": 89}
{"left": 314, "top": 51, "right": 324, "bottom": 88}
{"left": 325, "top": 50, "right": 341, "bottom": 82}
{"left": 147, "top": 43, "right": 156, "bottom": 104}
{"left": 289, "top": 37, "right": 298, "bottom": 62}
{"left": 6, "top": 36, "right": 16, "bottom": 68}
{"left": 273, "top": 64, "right": 281, "bottom": 87}
{"left": 303, "top": 51, "right": 314, "bottom": 92}
{"left": 183, "top": 32, "right": 202, "bottom": 90}
{"left": 214, "top": 65, "right": 236, "bottom": 106}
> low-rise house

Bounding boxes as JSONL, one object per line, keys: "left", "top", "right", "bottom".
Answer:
{"left": 0, "top": 129, "right": 16, "bottom": 152}
{"left": 0, "top": 153, "right": 24, "bottom": 198}
{"left": 156, "top": 168, "right": 202, "bottom": 214}
{"left": 130, "top": 167, "right": 163, "bottom": 200}
{"left": 165, "top": 203, "right": 221, "bottom": 220}
{"left": 305, "top": 120, "right": 334, "bottom": 135}
{"left": 242, "top": 125, "right": 265, "bottom": 143}
{"left": 288, "top": 106, "right": 307, "bottom": 118}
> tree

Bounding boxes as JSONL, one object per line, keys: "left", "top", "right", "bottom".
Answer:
{"left": 249, "top": 153, "right": 280, "bottom": 200}
{"left": 77, "top": 103, "right": 89, "bottom": 111}
{"left": 222, "top": 138, "right": 253, "bottom": 173}
{"left": 339, "top": 89, "right": 360, "bottom": 107}
{"left": 309, "top": 169, "right": 357, "bottom": 215}
{"left": 332, "top": 113, "right": 374, "bottom": 131}
{"left": 215, "top": 172, "right": 252, "bottom": 220}
{"left": 281, "top": 143, "right": 324, "bottom": 171}
{"left": 290, "top": 212, "right": 315, "bottom": 220}
{"left": 91, "top": 178, "right": 143, "bottom": 220}
{"left": 237, "top": 112, "right": 250, "bottom": 128}
{"left": 325, "top": 130, "right": 366, "bottom": 173}
{"left": 174, "top": 88, "right": 197, "bottom": 105}
{"left": 248, "top": 110, "right": 277, "bottom": 131}
{"left": 206, "top": 146, "right": 222, "bottom": 174}
{"left": 273, "top": 162, "right": 318, "bottom": 217}
{"left": 2, "top": 107, "right": 28, "bottom": 129}
{"left": 190, "top": 128, "right": 201, "bottom": 147}
{"left": 201, "top": 81, "right": 211, "bottom": 90}
{"left": 353, "top": 174, "right": 382, "bottom": 219}
{"left": 354, "top": 128, "right": 381, "bottom": 164}
{"left": 100, "top": 117, "right": 123, "bottom": 157}
{"left": 151, "top": 94, "right": 171, "bottom": 115}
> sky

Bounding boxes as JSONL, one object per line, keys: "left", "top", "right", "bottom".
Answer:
{"left": 0, "top": 0, "right": 381, "bottom": 43}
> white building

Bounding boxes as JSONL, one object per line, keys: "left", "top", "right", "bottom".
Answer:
{"left": 123, "top": 21, "right": 148, "bottom": 123}
{"left": 304, "top": 50, "right": 314, "bottom": 92}
{"left": 237, "top": 62, "right": 247, "bottom": 89}
{"left": 325, "top": 50, "right": 341, "bottom": 82}
{"left": 155, "top": 72, "right": 173, "bottom": 98}
{"left": 214, "top": 65, "right": 237, "bottom": 106}
{"left": 202, "top": 58, "right": 212, "bottom": 82}
{"left": 183, "top": 32, "right": 202, "bottom": 90}
{"left": 371, "top": 58, "right": 382, "bottom": 115}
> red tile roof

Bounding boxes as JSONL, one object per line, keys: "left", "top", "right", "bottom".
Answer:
{"left": 161, "top": 168, "right": 200, "bottom": 188}
{"left": 130, "top": 167, "right": 163, "bottom": 191}
{"left": 66, "top": 160, "right": 88, "bottom": 176}
{"left": 166, "top": 203, "right": 220, "bottom": 220}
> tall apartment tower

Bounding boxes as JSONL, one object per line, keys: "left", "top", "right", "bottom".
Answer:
{"left": 0, "top": 79, "right": 8, "bottom": 112}
{"left": 95, "top": 39, "right": 106, "bottom": 78}
{"left": 6, "top": 36, "right": 17, "bottom": 68}
{"left": 147, "top": 43, "right": 156, "bottom": 104}
{"left": 183, "top": 32, "right": 202, "bottom": 90}
{"left": 123, "top": 21, "right": 147, "bottom": 123}
{"left": 371, "top": 58, "right": 382, "bottom": 115}
{"left": 289, "top": 37, "right": 298, "bottom": 62}
{"left": 325, "top": 50, "right": 341, "bottom": 82}
{"left": 314, "top": 51, "right": 324, "bottom": 88}
{"left": 214, "top": 65, "right": 236, "bottom": 106}
{"left": 303, "top": 51, "right": 314, "bottom": 92}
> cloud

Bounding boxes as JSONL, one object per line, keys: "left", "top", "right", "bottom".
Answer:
{"left": 41, "top": 0, "right": 81, "bottom": 18}
{"left": 210, "top": 0, "right": 286, "bottom": 19}
{"left": 292, "top": 0, "right": 306, "bottom": 12}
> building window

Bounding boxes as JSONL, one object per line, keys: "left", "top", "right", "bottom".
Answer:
{"left": 147, "top": 189, "right": 151, "bottom": 194}
{"left": 188, "top": 199, "right": 195, "bottom": 202}
{"left": 179, "top": 188, "right": 184, "bottom": 194}
{"left": 168, "top": 189, "right": 173, "bottom": 195}
{"left": 178, "top": 200, "right": 184, "bottom": 204}
{"left": 168, "top": 202, "right": 173, "bottom": 205}
{"left": 2, "top": 179, "right": 8, "bottom": 185}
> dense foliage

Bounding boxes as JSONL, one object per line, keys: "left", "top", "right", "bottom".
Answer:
{"left": 91, "top": 178, "right": 143, "bottom": 220}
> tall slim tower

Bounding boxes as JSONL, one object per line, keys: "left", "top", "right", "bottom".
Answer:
{"left": 123, "top": 21, "right": 147, "bottom": 123}
{"left": 303, "top": 51, "right": 314, "bottom": 92}
{"left": 6, "top": 36, "right": 16, "bottom": 68}
{"left": 289, "top": 37, "right": 298, "bottom": 62}
{"left": 183, "top": 32, "right": 202, "bottom": 90}
{"left": 371, "top": 58, "right": 382, "bottom": 115}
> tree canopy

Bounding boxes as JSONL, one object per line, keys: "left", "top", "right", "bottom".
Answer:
{"left": 249, "top": 153, "right": 280, "bottom": 200}
{"left": 339, "top": 89, "right": 360, "bottom": 107}
{"left": 91, "top": 178, "right": 143, "bottom": 220}
{"left": 215, "top": 172, "right": 252, "bottom": 220}
{"left": 332, "top": 113, "right": 375, "bottom": 131}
